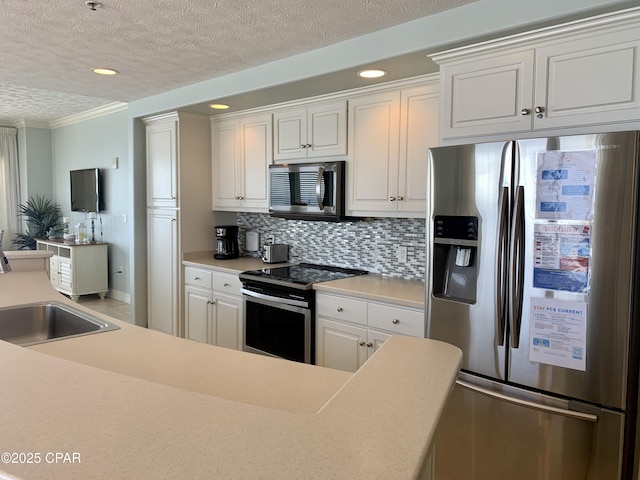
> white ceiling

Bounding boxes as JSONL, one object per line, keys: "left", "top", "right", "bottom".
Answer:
{"left": 0, "top": 0, "right": 476, "bottom": 125}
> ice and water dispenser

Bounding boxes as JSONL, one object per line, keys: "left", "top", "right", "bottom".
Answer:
{"left": 432, "top": 215, "right": 478, "bottom": 304}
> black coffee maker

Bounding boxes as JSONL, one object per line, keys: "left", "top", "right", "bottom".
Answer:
{"left": 214, "top": 225, "right": 239, "bottom": 260}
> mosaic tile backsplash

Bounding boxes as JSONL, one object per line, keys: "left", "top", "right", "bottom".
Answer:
{"left": 236, "top": 213, "right": 426, "bottom": 281}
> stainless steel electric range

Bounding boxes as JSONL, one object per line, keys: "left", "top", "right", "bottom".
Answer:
{"left": 239, "top": 263, "right": 368, "bottom": 364}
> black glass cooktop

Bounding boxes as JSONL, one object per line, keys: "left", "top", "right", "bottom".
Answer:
{"left": 239, "top": 263, "right": 368, "bottom": 290}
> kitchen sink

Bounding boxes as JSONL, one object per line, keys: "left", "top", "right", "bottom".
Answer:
{"left": 0, "top": 301, "right": 120, "bottom": 346}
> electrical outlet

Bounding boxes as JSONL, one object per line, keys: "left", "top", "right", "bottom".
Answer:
{"left": 398, "top": 246, "right": 408, "bottom": 263}
{"left": 267, "top": 234, "right": 275, "bottom": 244}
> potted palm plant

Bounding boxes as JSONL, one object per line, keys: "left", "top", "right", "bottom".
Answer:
{"left": 12, "top": 195, "right": 63, "bottom": 250}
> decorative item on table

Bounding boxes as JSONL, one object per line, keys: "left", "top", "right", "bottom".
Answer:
{"left": 75, "top": 222, "right": 87, "bottom": 243}
{"left": 62, "top": 217, "right": 75, "bottom": 241}
{"left": 89, "top": 212, "right": 97, "bottom": 242}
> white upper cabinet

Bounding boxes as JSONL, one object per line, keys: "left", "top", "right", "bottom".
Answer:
{"left": 347, "top": 79, "right": 439, "bottom": 218}
{"left": 273, "top": 100, "right": 347, "bottom": 161}
{"left": 212, "top": 113, "right": 271, "bottom": 212}
{"left": 146, "top": 119, "right": 178, "bottom": 208}
{"left": 432, "top": 8, "right": 640, "bottom": 142}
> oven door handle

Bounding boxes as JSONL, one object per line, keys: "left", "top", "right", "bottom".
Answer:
{"left": 241, "top": 288, "right": 310, "bottom": 309}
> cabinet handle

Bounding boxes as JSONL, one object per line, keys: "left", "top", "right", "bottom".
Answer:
{"left": 392, "top": 319, "right": 400, "bottom": 325}
{"left": 223, "top": 282, "right": 229, "bottom": 287}
{"left": 389, "top": 196, "right": 396, "bottom": 202}
{"left": 366, "top": 342, "right": 373, "bottom": 348}
{"left": 359, "top": 341, "right": 366, "bottom": 346}
{"left": 337, "top": 307, "right": 343, "bottom": 312}
{"left": 194, "top": 276, "right": 200, "bottom": 280}
{"left": 520, "top": 108, "right": 531, "bottom": 116}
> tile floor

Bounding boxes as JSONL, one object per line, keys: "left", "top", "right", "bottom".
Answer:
{"left": 76, "top": 294, "right": 131, "bottom": 323}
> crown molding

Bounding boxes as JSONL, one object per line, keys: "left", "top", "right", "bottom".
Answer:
{"left": 11, "top": 119, "right": 50, "bottom": 129}
{"left": 49, "top": 102, "right": 128, "bottom": 129}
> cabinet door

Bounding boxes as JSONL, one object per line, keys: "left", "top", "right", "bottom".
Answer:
{"left": 366, "top": 329, "right": 391, "bottom": 360}
{"left": 398, "top": 84, "right": 439, "bottom": 215}
{"left": 146, "top": 120, "right": 178, "bottom": 208}
{"left": 534, "top": 29, "right": 640, "bottom": 130}
{"left": 347, "top": 91, "right": 400, "bottom": 215}
{"left": 240, "top": 114, "right": 271, "bottom": 211}
{"left": 184, "top": 285, "right": 211, "bottom": 344}
{"left": 213, "top": 292, "right": 242, "bottom": 350}
{"left": 307, "top": 101, "right": 347, "bottom": 158}
{"left": 273, "top": 108, "right": 307, "bottom": 161}
{"left": 58, "top": 257, "right": 72, "bottom": 293}
{"left": 212, "top": 119, "right": 241, "bottom": 209}
{"left": 440, "top": 51, "right": 535, "bottom": 140}
{"left": 316, "top": 317, "right": 367, "bottom": 372}
{"left": 147, "top": 210, "right": 179, "bottom": 336}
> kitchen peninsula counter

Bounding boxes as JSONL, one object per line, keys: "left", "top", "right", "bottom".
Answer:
{"left": 0, "top": 272, "right": 461, "bottom": 480}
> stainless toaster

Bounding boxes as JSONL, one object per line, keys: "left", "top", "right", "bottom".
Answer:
{"left": 261, "top": 244, "right": 289, "bottom": 263}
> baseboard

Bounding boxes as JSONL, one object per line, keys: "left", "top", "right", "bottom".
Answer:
{"left": 108, "top": 289, "right": 130, "bottom": 304}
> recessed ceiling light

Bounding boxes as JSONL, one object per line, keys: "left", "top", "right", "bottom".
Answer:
{"left": 209, "top": 104, "right": 230, "bottom": 110}
{"left": 92, "top": 68, "right": 119, "bottom": 76}
{"left": 357, "top": 69, "right": 388, "bottom": 79}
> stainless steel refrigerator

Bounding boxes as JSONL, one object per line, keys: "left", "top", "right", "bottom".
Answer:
{"left": 426, "top": 131, "right": 640, "bottom": 480}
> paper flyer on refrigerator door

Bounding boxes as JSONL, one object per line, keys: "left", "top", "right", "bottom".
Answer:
{"left": 529, "top": 298, "right": 587, "bottom": 371}
{"left": 533, "top": 223, "right": 591, "bottom": 293}
{"left": 536, "top": 149, "right": 596, "bottom": 221}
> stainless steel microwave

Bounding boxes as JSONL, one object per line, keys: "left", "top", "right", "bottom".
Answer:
{"left": 268, "top": 161, "right": 346, "bottom": 221}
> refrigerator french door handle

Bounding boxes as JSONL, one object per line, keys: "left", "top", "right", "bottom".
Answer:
{"left": 496, "top": 186, "right": 509, "bottom": 346}
{"left": 509, "top": 185, "right": 525, "bottom": 348}
{"left": 456, "top": 379, "right": 598, "bottom": 422}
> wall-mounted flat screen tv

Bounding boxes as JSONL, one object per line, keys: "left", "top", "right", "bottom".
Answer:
{"left": 70, "top": 168, "right": 103, "bottom": 212}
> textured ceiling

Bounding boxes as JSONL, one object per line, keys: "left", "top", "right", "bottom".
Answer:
{"left": 0, "top": 0, "right": 475, "bottom": 125}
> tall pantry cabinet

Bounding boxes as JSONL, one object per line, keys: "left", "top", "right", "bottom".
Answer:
{"left": 144, "top": 112, "right": 212, "bottom": 336}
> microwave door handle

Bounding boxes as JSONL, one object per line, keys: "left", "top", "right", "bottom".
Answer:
{"left": 316, "top": 166, "right": 325, "bottom": 210}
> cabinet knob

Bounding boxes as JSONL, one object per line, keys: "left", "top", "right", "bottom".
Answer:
{"left": 306, "top": 144, "right": 312, "bottom": 148}
{"left": 520, "top": 108, "right": 531, "bottom": 116}
{"left": 392, "top": 318, "right": 400, "bottom": 325}
{"left": 389, "top": 196, "right": 396, "bottom": 202}
{"left": 207, "top": 300, "right": 215, "bottom": 305}
{"left": 223, "top": 282, "right": 229, "bottom": 287}
{"left": 300, "top": 144, "right": 306, "bottom": 149}
{"left": 337, "top": 307, "right": 343, "bottom": 312}
{"left": 397, "top": 196, "right": 404, "bottom": 201}
{"left": 359, "top": 341, "right": 366, "bottom": 346}
{"left": 194, "top": 276, "right": 200, "bottom": 280}
{"left": 366, "top": 342, "right": 373, "bottom": 348}
{"left": 534, "top": 106, "right": 545, "bottom": 114}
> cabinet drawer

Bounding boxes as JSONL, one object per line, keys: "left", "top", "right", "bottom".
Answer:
{"left": 213, "top": 272, "right": 242, "bottom": 296}
{"left": 317, "top": 293, "right": 367, "bottom": 326}
{"left": 184, "top": 267, "right": 213, "bottom": 289}
{"left": 368, "top": 303, "right": 424, "bottom": 337}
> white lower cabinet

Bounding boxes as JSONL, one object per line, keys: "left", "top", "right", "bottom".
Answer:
{"left": 316, "top": 292, "right": 424, "bottom": 372}
{"left": 184, "top": 266, "right": 243, "bottom": 350}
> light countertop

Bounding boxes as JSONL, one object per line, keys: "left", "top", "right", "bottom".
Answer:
{"left": 0, "top": 272, "right": 460, "bottom": 480}
{"left": 183, "top": 252, "right": 425, "bottom": 308}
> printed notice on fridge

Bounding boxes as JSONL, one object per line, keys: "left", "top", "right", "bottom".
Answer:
{"left": 536, "top": 149, "right": 596, "bottom": 221}
{"left": 529, "top": 298, "right": 587, "bottom": 371}
{"left": 533, "top": 224, "right": 591, "bottom": 293}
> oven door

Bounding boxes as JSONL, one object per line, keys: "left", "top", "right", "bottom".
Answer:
{"left": 242, "top": 288, "right": 313, "bottom": 364}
